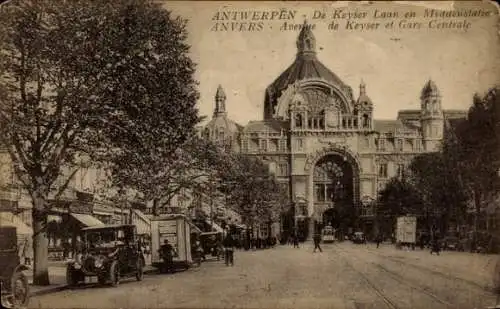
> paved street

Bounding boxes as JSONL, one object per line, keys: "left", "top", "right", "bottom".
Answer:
{"left": 30, "top": 242, "right": 499, "bottom": 309}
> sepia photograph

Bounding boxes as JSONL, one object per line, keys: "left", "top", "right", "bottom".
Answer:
{"left": 0, "top": 1, "right": 499, "bottom": 308}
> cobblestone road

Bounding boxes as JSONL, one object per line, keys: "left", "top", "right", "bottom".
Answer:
{"left": 30, "top": 242, "right": 499, "bottom": 309}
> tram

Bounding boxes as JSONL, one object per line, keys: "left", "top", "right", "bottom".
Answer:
{"left": 322, "top": 225, "right": 335, "bottom": 243}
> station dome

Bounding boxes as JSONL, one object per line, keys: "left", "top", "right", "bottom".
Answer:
{"left": 264, "top": 22, "right": 348, "bottom": 118}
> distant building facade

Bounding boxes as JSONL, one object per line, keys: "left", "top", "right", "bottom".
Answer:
{"left": 202, "top": 24, "right": 467, "bottom": 239}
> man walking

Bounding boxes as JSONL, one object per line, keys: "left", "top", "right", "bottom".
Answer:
{"left": 376, "top": 234, "right": 382, "bottom": 248}
{"left": 293, "top": 232, "right": 300, "bottom": 248}
{"left": 223, "top": 233, "right": 235, "bottom": 266}
{"left": 159, "top": 239, "right": 175, "bottom": 273}
{"left": 313, "top": 232, "right": 323, "bottom": 253}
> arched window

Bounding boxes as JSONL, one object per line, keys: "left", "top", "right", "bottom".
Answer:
{"left": 218, "top": 127, "right": 225, "bottom": 140}
{"left": 363, "top": 114, "right": 370, "bottom": 128}
{"left": 295, "top": 113, "right": 303, "bottom": 128}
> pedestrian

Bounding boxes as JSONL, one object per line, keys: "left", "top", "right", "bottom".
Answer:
{"left": 430, "top": 238, "right": 441, "bottom": 256}
{"left": 159, "top": 239, "right": 176, "bottom": 273}
{"left": 23, "top": 236, "right": 33, "bottom": 266}
{"left": 376, "top": 234, "right": 382, "bottom": 249}
{"left": 293, "top": 233, "right": 299, "bottom": 248}
{"left": 313, "top": 232, "right": 322, "bottom": 253}
{"left": 223, "top": 233, "right": 235, "bottom": 266}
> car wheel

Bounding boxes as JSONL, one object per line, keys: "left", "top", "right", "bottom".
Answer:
{"left": 109, "top": 261, "right": 120, "bottom": 287}
{"left": 11, "top": 271, "right": 29, "bottom": 308}
{"left": 66, "top": 266, "right": 79, "bottom": 287}
{"left": 136, "top": 260, "right": 144, "bottom": 281}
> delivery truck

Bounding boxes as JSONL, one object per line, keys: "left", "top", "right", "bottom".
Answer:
{"left": 395, "top": 216, "right": 417, "bottom": 249}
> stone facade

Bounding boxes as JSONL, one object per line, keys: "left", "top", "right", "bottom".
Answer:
{"left": 202, "top": 25, "right": 466, "bottom": 238}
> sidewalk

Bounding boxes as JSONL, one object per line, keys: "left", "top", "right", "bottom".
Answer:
{"left": 28, "top": 263, "right": 157, "bottom": 297}
{"left": 28, "top": 266, "right": 67, "bottom": 297}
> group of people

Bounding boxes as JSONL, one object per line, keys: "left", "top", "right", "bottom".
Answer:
{"left": 158, "top": 232, "right": 238, "bottom": 272}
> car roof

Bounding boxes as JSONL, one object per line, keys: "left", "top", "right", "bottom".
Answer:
{"left": 81, "top": 224, "right": 135, "bottom": 231}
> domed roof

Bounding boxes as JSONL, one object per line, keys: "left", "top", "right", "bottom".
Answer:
{"left": 265, "top": 23, "right": 347, "bottom": 110}
{"left": 421, "top": 80, "right": 440, "bottom": 98}
{"left": 205, "top": 85, "right": 242, "bottom": 136}
{"left": 356, "top": 80, "right": 373, "bottom": 109}
{"left": 205, "top": 115, "right": 242, "bottom": 135}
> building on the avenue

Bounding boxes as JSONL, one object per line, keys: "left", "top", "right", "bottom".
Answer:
{"left": 202, "top": 24, "right": 467, "bottom": 239}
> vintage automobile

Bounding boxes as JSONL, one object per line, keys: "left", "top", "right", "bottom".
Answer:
{"left": 0, "top": 227, "right": 30, "bottom": 309}
{"left": 66, "top": 224, "right": 145, "bottom": 287}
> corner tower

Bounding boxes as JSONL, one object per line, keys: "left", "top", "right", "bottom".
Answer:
{"left": 420, "top": 80, "right": 444, "bottom": 151}
{"left": 214, "top": 84, "right": 227, "bottom": 117}
{"left": 204, "top": 85, "right": 242, "bottom": 152}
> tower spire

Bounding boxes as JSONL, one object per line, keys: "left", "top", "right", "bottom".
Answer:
{"left": 296, "top": 20, "right": 316, "bottom": 56}
{"left": 214, "top": 84, "right": 226, "bottom": 116}
{"left": 360, "top": 79, "right": 366, "bottom": 96}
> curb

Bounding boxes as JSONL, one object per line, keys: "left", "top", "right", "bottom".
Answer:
{"left": 29, "top": 267, "right": 158, "bottom": 297}
{"left": 29, "top": 285, "right": 68, "bottom": 297}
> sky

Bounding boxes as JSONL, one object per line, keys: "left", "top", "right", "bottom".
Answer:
{"left": 165, "top": 1, "right": 499, "bottom": 126}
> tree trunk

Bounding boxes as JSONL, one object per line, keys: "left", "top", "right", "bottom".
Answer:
{"left": 32, "top": 203, "right": 50, "bottom": 285}
{"left": 152, "top": 198, "right": 159, "bottom": 216}
{"left": 474, "top": 189, "right": 482, "bottom": 233}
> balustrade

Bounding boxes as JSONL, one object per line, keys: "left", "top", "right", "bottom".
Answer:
{"left": 290, "top": 113, "right": 373, "bottom": 131}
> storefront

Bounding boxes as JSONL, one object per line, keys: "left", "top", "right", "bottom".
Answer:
{"left": 47, "top": 198, "right": 105, "bottom": 259}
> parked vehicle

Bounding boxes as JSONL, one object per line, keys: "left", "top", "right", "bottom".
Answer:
{"left": 0, "top": 227, "right": 30, "bottom": 309}
{"left": 66, "top": 224, "right": 145, "bottom": 287}
{"left": 150, "top": 214, "right": 196, "bottom": 270}
{"left": 395, "top": 216, "right": 417, "bottom": 248}
{"left": 352, "top": 232, "right": 367, "bottom": 244}
{"left": 322, "top": 225, "right": 335, "bottom": 243}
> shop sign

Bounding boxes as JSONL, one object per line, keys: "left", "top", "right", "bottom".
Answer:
{"left": 158, "top": 220, "right": 178, "bottom": 253}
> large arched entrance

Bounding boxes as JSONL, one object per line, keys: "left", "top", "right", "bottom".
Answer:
{"left": 312, "top": 154, "right": 358, "bottom": 236}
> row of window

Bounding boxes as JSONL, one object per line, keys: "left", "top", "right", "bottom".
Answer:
{"left": 376, "top": 138, "right": 423, "bottom": 152}
{"left": 292, "top": 113, "right": 371, "bottom": 129}
{"left": 377, "top": 163, "right": 405, "bottom": 179}
{"left": 313, "top": 183, "right": 346, "bottom": 203}
{"left": 203, "top": 128, "right": 226, "bottom": 140}
{"left": 241, "top": 139, "right": 289, "bottom": 152}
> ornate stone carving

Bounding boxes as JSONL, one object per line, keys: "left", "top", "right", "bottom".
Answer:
{"left": 304, "top": 145, "right": 361, "bottom": 173}
{"left": 318, "top": 138, "right": 347, "bottom": 146}
{"left": 302, "top": 88, "right": 329, "bottom": 115}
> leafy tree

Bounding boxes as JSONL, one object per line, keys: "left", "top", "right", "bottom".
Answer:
{"left": 377, "top": 176, "right": 424, "bottom": 220}
{"left": 219, "top": 153, "right": 286, "bottom": 227}
{"left": 445, "top": 88, "right": 500, "bottom": 232}
{"left": 108, "top": 137, "right": 224, "bottom": 216}
{"left": 0, "top": 0, "right": 199, "bottom": 284}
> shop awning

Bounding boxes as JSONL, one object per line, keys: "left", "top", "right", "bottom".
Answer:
{"left": 71, "top": 213, "right": 104, "bottom": 227}
{"left": 93, "top": 211, "right": 113, "bottom": 216}
{"left": 130, "top": 209, "right": 151, "bottom": 235}
{"left": 0, "top": 212, "right": 33, "bottom": 235}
